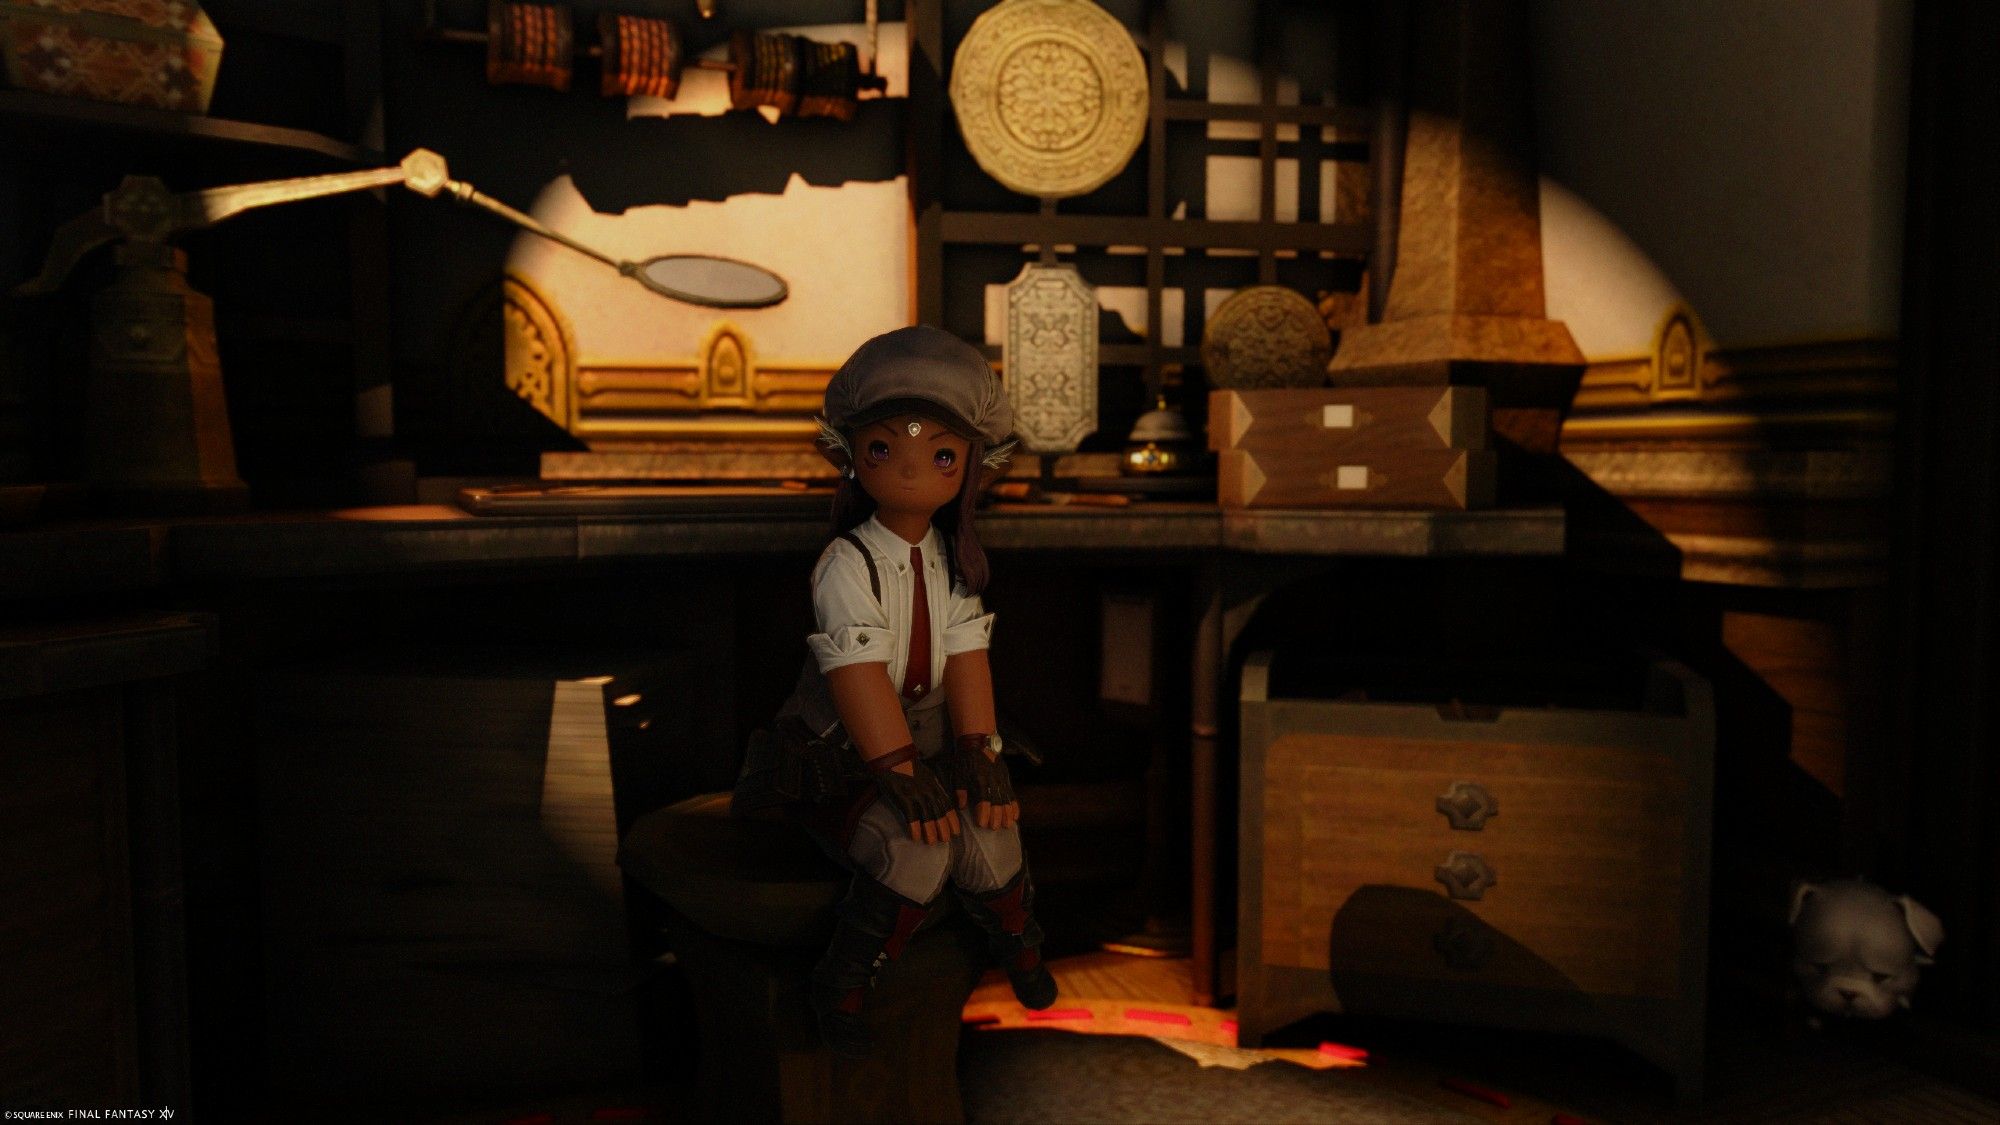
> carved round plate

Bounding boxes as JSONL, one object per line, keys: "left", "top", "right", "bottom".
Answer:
{"left": 949, "top": 0, "right": 1149, "bottom": 199}
{"left": 1201, "top": 287, "right": 1334, "bottom": 389}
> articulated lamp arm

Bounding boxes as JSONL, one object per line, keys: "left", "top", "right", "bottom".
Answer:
{"left": 15, "top": 148, "right": 785, "bottom": 308}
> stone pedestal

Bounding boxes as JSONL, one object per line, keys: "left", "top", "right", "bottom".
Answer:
{"left": 1329, "top": 0, "right": 1583, "bottom": 469}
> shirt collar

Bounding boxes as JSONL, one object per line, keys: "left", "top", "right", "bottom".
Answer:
{"left": 857, "top": 513, "right": 939, "bottom": 563}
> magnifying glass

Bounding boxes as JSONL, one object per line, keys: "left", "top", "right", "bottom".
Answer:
{"left": 400, "top": 150, "right": 790, "bottom": 309}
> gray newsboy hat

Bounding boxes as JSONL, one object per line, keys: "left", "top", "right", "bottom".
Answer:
{"left": 823, "top": 325, "right": 1014, "bottom": 445}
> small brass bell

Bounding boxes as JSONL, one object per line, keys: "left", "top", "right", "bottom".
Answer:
{"left": 1122, "top": 396, "right": 1198, "bottom": 476}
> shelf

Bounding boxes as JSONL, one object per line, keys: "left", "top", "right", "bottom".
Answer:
{"left": 0, "top": 504, "right": 1566, "bottom": 600}
{"left": 936, "top": 210, "right": 1371, "bottom": 256}
{"left": 0, "top": 88, "right": 381, "bottom": 165}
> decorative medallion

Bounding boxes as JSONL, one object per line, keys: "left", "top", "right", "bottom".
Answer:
{"left": 907, "top": 421, "right": 923, "bottom": 437}
{"left": 949, "top": 0, "right": 1148, "bottom": 199}
{"left": 1201, "top": 286, "right": 1334, "bottom": 389}
{"left": 1004, "top": 262, "right": 1099, "bottom": 452}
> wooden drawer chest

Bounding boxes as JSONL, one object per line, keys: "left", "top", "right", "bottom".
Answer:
{"left": 1236, "top": 650, "right": 1715, "bottom": 1101}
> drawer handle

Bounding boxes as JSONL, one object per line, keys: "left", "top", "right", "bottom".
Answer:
{"left": 1433, "top": 915, "right": 1495, "bottom": 971}
{"left": 1435, "top": 781, "right": 1498, "bottom": 830}
{"left": 1434, "top": 851, "right": 1496, "bottom": 901}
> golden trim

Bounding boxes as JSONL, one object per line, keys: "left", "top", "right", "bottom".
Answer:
{"left": 1563, "top": 409, "right": 1894, "bottom": 441}
{"left": 1567, "top": 337, "right": 1898, "bottom": 446}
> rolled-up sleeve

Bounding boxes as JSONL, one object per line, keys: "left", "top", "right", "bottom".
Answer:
{"left": 808, "top": 544, "right": 893, "bottom": 673}
{"left": 941, "top": 581, "right": 995, "bottom": 657}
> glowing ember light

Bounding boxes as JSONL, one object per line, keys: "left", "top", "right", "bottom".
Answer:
{"left": 1316, "top": 1041, "right": 1368, "bottom": 1061}
{"left": 1123, "top": 1008, "right": 1192, "bottom": 1026}
{"left": 613, "top": 693, "right": 643, "bottom": 707}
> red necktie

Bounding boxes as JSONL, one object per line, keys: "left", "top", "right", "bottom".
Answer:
{"left": 902, "top": 545, "right": 931, "bottom": 701}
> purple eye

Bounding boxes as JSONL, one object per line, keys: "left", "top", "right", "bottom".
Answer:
{"left": 933, "top": 448, "right": 957, "bottom": 470}
{"left": 867, "top": 440, "right": 890, "bottom": 463}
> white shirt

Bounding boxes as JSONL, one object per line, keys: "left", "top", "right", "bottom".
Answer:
{"left": 807, "top": 515, "right": 996, "bottom": 691}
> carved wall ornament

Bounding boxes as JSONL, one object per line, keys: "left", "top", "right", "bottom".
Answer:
{"left": 1652, "top": 307, "right": 1704, "bottom": 400}
{"left": 948, "top": 0, "right": 1148, "bottom": 199}
{"left": 701, "top": 322, "right": 755, "bottom": 407}
{"left": 1202, "top": 286, "right": 1334, "bottom": 390}
{"left": 501, "top": 273, "right": 575, "bottom": 430}
{"left": 1004, "top": 262, "right": 1099, "bottom": 452}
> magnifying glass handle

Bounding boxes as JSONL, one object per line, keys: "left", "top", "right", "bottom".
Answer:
{"left": 441, "top": 180, "right": 631, "bottom": 273}
{"left": 400, "top": 148, "right": 636, "bottom": 277}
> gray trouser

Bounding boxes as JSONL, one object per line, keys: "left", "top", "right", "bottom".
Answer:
{"left": 845, "top": 697, "right": 1023, "bottom": 903}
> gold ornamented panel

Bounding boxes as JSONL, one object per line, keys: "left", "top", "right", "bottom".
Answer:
{"left": 502, "top": 273, "right": 575, "bottom": 431}
{"left": 498, "top": 274, "right": 833, "bottom": 445}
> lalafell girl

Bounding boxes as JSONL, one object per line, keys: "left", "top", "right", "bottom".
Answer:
{"left": 733, "top": 325, "right": 1057, "bottom": 1056}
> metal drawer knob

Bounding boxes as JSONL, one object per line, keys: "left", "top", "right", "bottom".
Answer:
{"left": 1435, "top": 781, "right": 1498, "bottom": 830}
{"left": 1433, "top": 915, "right": 1495, "bottom": 971}
{"left": 1434, "top": 851, "right": 1497, "bottom": 901}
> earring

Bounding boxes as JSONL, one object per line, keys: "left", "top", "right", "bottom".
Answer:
{"left": 844, "top": 465, "right": 856, "bottom": 479}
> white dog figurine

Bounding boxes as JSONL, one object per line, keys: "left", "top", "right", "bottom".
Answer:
{"left": 1790, "top": 878, "right": 1944, "bottom": 1021}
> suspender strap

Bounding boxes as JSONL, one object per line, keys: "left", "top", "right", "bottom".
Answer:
{"left": 835, "top": 531, "right": 880, "bottom": 601}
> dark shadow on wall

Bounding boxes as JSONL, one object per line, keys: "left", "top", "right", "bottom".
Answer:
{"left": 382, "top": 0, "right": 909, "bottom": 470}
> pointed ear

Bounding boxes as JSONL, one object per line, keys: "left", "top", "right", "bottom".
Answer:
{"left": 975, "top": 438, "right": 1017, "bottom": 490}
{"left": 1895, "top": 895, "right": 1945, "bottom": 958}
{"left": 1788, "top": 880, "right": 1822, "bottom": 926}
{"left": 814, "top": 416, "right": 852, "bottom": 474}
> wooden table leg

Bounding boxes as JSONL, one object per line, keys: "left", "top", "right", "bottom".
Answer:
{"left": 1189, "top": 561, "right": 1222, "bottom": 1006}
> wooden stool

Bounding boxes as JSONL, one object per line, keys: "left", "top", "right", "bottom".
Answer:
{"left": 620, "top": 793, "right": 984, "bottom": 1124}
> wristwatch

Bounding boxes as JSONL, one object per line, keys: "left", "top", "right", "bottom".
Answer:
{"left": 958, "top": 732, "right": 1003, "bottom": 759}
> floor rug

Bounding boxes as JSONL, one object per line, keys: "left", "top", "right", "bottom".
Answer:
{"left": 959, "top": 1029, "right": 1482, "bottom": 1124}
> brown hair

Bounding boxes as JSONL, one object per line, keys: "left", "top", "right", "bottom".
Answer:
{"left": 828, "top": 426, "right": 992, "bottom": 595}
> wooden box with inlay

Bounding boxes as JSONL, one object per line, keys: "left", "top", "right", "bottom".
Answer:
{"left": 1208, "top": 387, "right": 1489, "bottom": 456}
{"left": 1217, "top": 447, "right": 1496, "bottom": 509}
{"left": 1210, "top": 387, "right": 1494, "bottom": 509}
{"left": 1235, "top": 650, "right": 1715, "bottom": 1102}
